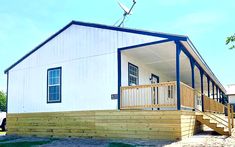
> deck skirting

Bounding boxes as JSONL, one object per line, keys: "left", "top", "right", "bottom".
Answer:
{"left": 7, "top": 110, "right": 202, "bottom": 140}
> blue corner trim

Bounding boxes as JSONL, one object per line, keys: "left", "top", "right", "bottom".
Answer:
{"left": 4, "top": 21, "right": 187, "bottom": 74}
{"left": 212, "top": 82, "right": 215, "bottom": 99}
{"left": 117, "top": 49, "right": 121, "bottom": 110}
{"left": 216, "top": 86, "right": 219, "bottom": 101}
{"left": 175, "top": 41, "right": 181, "bottom": 110}
{"left": 207, "top": 77, "right": 210, "bottom": 97}
{"left": 190, "top": 58, "right": 195, "bottom": 89}
{"left": 119, "top": 39, "right": 173, "bottom": 51}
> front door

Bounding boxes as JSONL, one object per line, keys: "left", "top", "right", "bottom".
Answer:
{"left": 150, "top": 74, "right": 159, "bottom": 105}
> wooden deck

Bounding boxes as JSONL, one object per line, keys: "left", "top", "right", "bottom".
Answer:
{"left": 7, "top": 110, "right": 202, "bottom": 140}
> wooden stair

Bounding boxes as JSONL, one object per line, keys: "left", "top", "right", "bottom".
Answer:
{"left": 196, "top": 113, "right": 229, "bottom": 136}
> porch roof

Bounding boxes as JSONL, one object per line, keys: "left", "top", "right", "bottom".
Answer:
{"left": 119, "top": 39, "right": 226, "bottom": 93}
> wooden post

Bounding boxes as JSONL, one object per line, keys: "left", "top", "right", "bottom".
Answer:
{"left": 228, "top": 104, "right": 231, "bottom": 135}
{"left": 120, "top": 88, "right": 122, "bottom": 109}
{"left": 231, "top": 105, "right": 234, "bottom": 128}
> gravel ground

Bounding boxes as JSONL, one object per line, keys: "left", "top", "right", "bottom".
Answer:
{"left": 40, "top": 138, "right": 172, "bottom": 147}
{"left": 0, "top": 130, "right": 234, "bottom": 146}
{"left": 166, "top": 130, "right": 235, "bottom": 147}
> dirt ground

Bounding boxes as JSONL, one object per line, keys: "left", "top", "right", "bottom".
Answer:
{"left": 0, "top": 131, "right": 234, "bottom": 147}
{"left": 166, "top": 131, "right": 235, "bottom": 147}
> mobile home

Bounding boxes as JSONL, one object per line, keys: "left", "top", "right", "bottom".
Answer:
{"left": 5, "top": 21, "right": 232, "bottom": 140}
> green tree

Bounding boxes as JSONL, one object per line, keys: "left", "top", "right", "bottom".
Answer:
{"left": 226, "top": 34, "right": 235, "bottom": 49}
{"left": 0, "top": 91, "right": 6, "bottom": 112}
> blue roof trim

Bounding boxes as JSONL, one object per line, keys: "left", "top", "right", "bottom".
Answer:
{"left": 119, "top": 39, "right": 172, "bottom": 51}
{"left": 71, "top": 21, "right": 188, "bottom": 41}
{"left": 186, "top": 38, "right": 226, "bottom": 92}
{"left": 4, "top": 20, "right": 187, "bottom": 74}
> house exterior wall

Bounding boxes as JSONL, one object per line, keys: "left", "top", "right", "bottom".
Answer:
{"left": 228, "top": 95, "right": 235, "bottom": 104}
{"left": 121, "top": 53, "right": 170, "bottom": 86}
{"left": 226, "top": 84, "right": 235, "bottom": 104}
{"left": 8, "top": 24, "right": 164, "bottom": 113}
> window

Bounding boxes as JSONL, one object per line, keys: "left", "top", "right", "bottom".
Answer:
{"left": 47, "top": 67, "right": 61, "bottom": 103}
{"left": 128, "top": 63, "right": 139, "bottom": 86}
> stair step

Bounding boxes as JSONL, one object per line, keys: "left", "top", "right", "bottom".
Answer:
{"left": 196, "top": 113, "right": 229, "bottom": 136}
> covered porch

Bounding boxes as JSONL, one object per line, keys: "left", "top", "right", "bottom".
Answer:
{"left": 117, "top": 39, "right": 226, "bottom": 112}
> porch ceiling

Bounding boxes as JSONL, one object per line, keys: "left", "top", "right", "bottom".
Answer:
{"left": 121, "top": 41, "right": 200, "bottom": 89}
{"left": 121, "top": 39, "right": 225, "bottom": 94}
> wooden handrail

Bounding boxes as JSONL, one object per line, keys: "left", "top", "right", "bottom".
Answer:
{"left": 195, "top": 108, "right": 228, "bottom": 128}
{"left": 228, "top": 104, "right": 231, "bottom": 135}
{"left": 196, "top": 104, "right": 233, "bottom": 136}
{"left": 203, "top": 95, "right": 224, "bottom": 113}
{"left": 120, "top": 81, "right": 177, "bottom": 109}
{"left": 231, "top": 105, "right": 234, "bottom": 128}
{"left": 204, "top": 112, "right": 229, "bottom": 127}
{"left": 121, "top": 81, "right": 176, "bottom": 89}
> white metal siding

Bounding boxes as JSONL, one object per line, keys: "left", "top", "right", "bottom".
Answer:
{"left": 229, "top": 95, "right": 235, "bottom": 104}
{"left": 8, "top": 24, "right": 165, "bottom": 113}
{"left": 121, "top": 53, "right": 169, "bottom": 86}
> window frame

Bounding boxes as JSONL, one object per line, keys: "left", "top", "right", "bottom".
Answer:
{"left": 47, "top": 67, "right": 62, "bottom": 103}
{"left": 128, "top": 62, "right": 139, "bottom": 86}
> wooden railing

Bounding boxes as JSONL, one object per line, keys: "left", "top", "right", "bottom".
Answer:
{"left": 225, "top": 104, "right": 234, "bottom": 135}
{"left": 120, "top": 81, "right": 234, "bottom": 135}
{"left": 120, "top": 81, "right": 228, "bottom": 114}
{"left": 194, "top": 90, "right": 202, "bottom": 111}
{"left": 120, "top": 81, "right": 177, "bottom": 109}
{"left": 203, "top": 95, "right": 224, "bottom": 113}
{"left": 180, "top": 83, "right": 195, "bottom": 109}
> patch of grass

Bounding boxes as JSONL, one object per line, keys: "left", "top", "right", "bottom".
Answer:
{"left": 0, "top": 141, "right": 51, "bottom": 147}
{"left": 108, "top": 142, "right": 134, "bottom": 147}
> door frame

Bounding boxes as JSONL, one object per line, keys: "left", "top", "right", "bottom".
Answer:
{"left": 150, "top": 74, "right": 159, "bottom": 106}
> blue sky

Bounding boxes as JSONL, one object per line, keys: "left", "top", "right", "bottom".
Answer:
{"left": 0, "top": 0, "right": 235, "bottom": 91}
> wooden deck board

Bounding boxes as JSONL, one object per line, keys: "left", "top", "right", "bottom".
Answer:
{"left": 7, "top": 110, "right": 201, "bottom": 140}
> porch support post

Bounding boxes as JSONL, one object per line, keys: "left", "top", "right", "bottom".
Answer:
{"left": 207, "top": 77, "right": 210, "bottom": 97}
{"left": 200, "top": 70, "right": 204, "bottom": 112}
{"left": 219, "top": 89, "right": 222, "bottom": 103}
{"left": 212, "top": 82, "right": 215, "bottom": 100}
{"left": 117, "top": 49, "right": 121, "bottom": 110}
{"left": 190, "top": 59, "right": 195, "bottom": 89}
{"left": 175, "top": 41, "right": 181, "bottom": 110}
